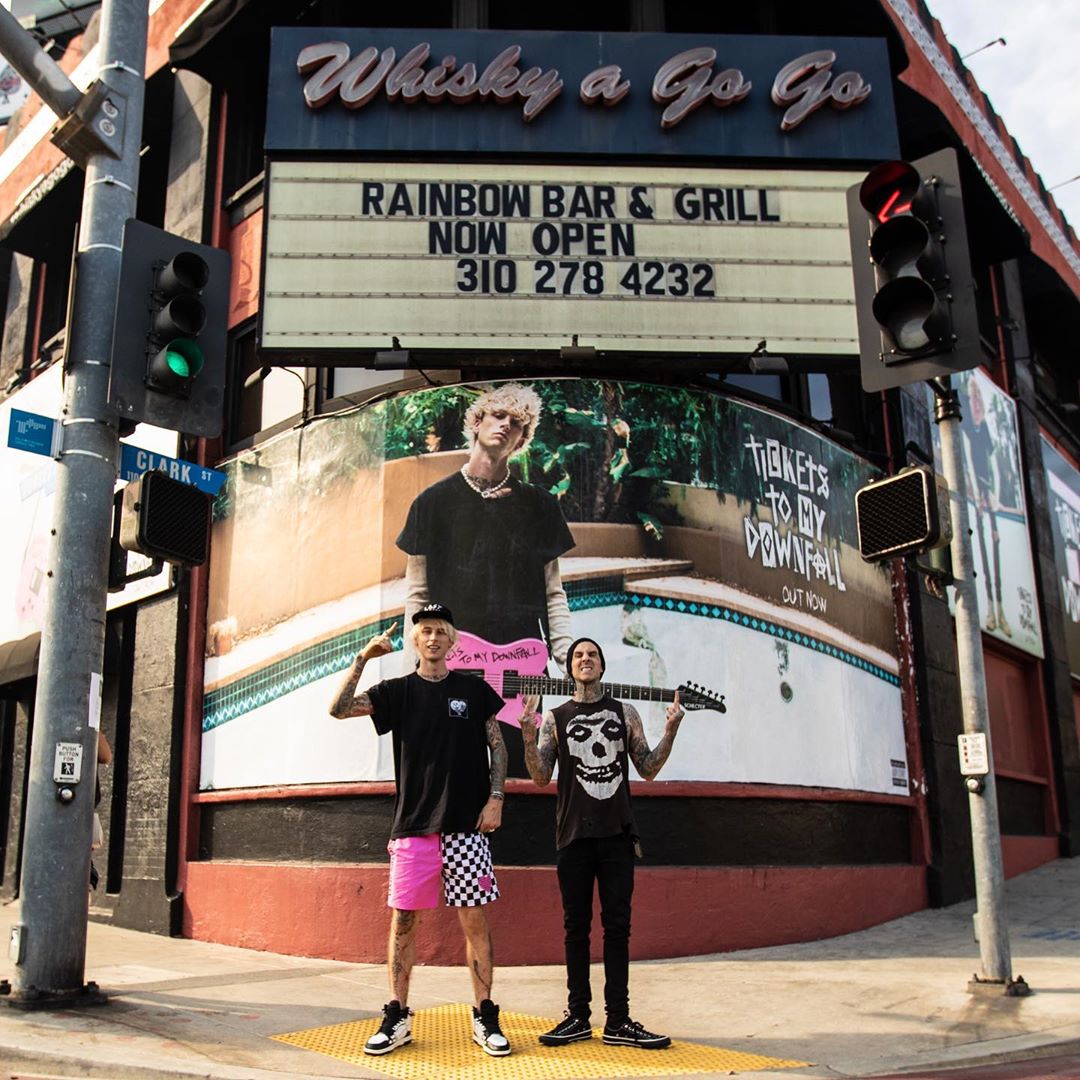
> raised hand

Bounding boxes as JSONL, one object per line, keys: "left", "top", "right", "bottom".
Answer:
{"left": 520, "top": 694, "right": 541, "bottom": 735}
{"left": 361, "top": 621, "right": 399, "bottom": 662}
{"left": 665, "top": 689, "right": 685, "bottom": 727}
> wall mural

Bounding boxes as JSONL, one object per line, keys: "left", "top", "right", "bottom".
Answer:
{"left": 928, "top": 368, "right": 1044, "bottom": 658}
{"left": 202, "top": 379, "right": 907, "bottom": 796}
{"left": 1041, "top": 436, "right": 1080, "bottom": 678}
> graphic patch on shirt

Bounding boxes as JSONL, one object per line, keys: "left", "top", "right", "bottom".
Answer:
{"left": 448, "top": 698, "right": 469, "bottom": 718}
{"left": 565, "top": 708, "right": 625, "bottom": 800}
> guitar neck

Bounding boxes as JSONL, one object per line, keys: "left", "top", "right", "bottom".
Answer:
{"left": 510, "top": 674, "right": 677, "bottom": 704}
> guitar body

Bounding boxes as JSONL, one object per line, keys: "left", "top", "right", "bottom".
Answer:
{"left": 446, "top": 631, "right": 550, "bottom": 727}
{"left": 446, "top": 631, "right": 727, "bottom": 722}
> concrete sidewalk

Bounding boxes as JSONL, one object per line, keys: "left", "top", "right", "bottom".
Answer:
{"left": 1, "top": 858, "right": 1078, "bottom": 1080}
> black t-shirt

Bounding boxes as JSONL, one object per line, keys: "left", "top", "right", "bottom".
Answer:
{"left": 367, "top": 671, "right": 504, "bottom": 839}
{"left": 552, "top": 695, "right": 637, "bottom": 850}
{"left": 968, "top": 420, "right": 995, "bottom": 499}
{"left": 397, "top": 473, "right": 575, "bottom": 646}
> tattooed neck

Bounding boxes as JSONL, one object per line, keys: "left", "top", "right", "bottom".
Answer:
{"left": 573, "top": 684, "right": 604, "bottom": 703}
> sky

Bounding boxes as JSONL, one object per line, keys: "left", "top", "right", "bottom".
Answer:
{"left": 925, "top": 0, "right": 1080, "bottom": 234}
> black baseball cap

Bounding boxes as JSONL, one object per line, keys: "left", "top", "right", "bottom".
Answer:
{"left": 412, "top": 602, "right": 455, "bottom": 626}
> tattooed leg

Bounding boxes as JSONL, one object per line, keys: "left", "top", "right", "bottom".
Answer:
{"left": 389, "top": 908, "right": 421, "bottom": 1005}
{"left": 457, "top": 905, "right": 494, "bottom": 1005}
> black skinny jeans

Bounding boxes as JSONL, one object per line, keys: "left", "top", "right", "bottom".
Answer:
{"left": 555, "top": 832, "right": 635, "bottom": 1026}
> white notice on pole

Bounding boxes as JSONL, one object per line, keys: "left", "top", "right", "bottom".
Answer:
{"left": 957, "top": 733, "right": 989, "bottom": 776}
{"left": 89, "top": 671, "right": 102, "bottom": 731}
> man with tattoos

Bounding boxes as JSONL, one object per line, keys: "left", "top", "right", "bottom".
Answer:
{"left": 329, "top": 603, "right": 512, "bottom": 1057}
{"left": 520, "top": 637, "right": 684, "bottom": 1051}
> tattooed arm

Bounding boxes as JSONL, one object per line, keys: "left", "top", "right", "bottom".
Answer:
{"left": 625, "top": 693, "right": 685, "bottom": 780}
{"left": 328, "top": 622, "right": 397, "bottom": 718}
{"left": 520, "top": 695, "right": 558, "bottom": 787}
{"left": 476, "top": 715, "right": 508, "bottom": 833}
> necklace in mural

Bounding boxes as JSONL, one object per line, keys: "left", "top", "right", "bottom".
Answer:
{"left": 460, "top": 465, "right": 511, "bottom": 499}
{"left": 418, "top": 669, "right": 450, "bottom": 682}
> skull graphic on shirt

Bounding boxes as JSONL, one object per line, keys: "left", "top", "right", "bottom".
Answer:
{"left": 565, "top": 709, "right": 625, "bottom": 800}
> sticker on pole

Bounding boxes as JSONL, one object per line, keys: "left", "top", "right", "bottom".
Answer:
{"left": 53, "top": 742, "right": 83, "bottom": 784}
{"left": 958, "top": 733, "right": 989, "bottom": 776}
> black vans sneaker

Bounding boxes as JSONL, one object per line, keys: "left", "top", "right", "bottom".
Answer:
{"left": 602, "top": 1018, "right": 671, "bottom": 1049}
{"left": 364, "top": 1000, "right": 412, "bottom": 1055}
{"left": 539, "top": 1012, "right": 593, "bottom": 1045}
{"left": 473, "top": 999, "right": 511, "bottom": 1056}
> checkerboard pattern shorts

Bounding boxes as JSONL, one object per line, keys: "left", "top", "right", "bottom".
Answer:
{"left": 441, "top": 831, "right": 500, "bottom": 907}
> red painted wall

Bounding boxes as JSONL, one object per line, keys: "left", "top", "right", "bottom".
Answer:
{"left": 1001, "top": 836, "right": 1059, "bottom": 879}
{"left": 183, "top": 861, "right": 928, "bottom": 966}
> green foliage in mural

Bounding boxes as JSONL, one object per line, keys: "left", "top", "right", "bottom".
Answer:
{"left": 212, "top": 377, "right": 878, "bottom": 545}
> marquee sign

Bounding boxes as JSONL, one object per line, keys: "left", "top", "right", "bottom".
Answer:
{"left": 259, "top": 161, "right": 863, "bottom": 356}
{"left": 265, "top": 28, "right": 899, "bottom": 161}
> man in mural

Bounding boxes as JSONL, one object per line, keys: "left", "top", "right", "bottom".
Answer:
{"left": 397, "top": 382, "right": 576, "bottom": 769}
{"left": 964, "top": 375, "right": 1012, "bottom": 637}
{"left": 519, "top": 637, "right": 684, "bottom": 1050}
{"left": 328, "top": 603, "right": 512, "bottom": 1058}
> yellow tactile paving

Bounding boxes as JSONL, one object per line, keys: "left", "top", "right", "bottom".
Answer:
{"left": 271, "top": 1003, "right": 809, "bottom": 1078}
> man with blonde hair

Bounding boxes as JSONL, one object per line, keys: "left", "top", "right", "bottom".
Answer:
{"left": 397, "top": 382, "right": 575, "bottom": 771}
{"left": 329, "top": 603, "right": 511, "bottom": 1057}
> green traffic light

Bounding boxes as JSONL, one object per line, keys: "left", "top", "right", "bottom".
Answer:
{"left": 163, "top": 338, "right": 205, "bottom": 381}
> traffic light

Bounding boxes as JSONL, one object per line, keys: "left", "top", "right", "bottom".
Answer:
{"left": 847, "top": 148, "right": 980, "bottom": 392}
{"left": 108, "top": 220, "right": 231, "bottom": 436}
{"left": 119, "top": 470, "right": 212, "bottom": 566}
{"left": 855, "top": 466, "right": 952, "bottom": 562}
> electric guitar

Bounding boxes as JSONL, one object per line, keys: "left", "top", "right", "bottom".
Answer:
{"left": 446, "top": 631, "right": 726, "bottom": 726}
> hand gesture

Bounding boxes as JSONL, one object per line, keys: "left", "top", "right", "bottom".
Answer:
{"left": 361, "top": 622, "right": 398, "bottom": 662}
{"left": 520, "top": 694, "right": 541, "bottom": 735}
{"left": 665, "top": 690, "right": 685, "bottom": 727}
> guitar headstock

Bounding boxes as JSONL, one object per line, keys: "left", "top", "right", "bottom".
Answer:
{"left": 676, "top": 682, "right": 726, "bottom": 713}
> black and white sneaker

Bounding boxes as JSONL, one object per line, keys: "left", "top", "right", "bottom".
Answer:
{"left": 473, "top": 998, "right": 511, "bottom": 1056}
{"left": 602, "top": 1018, "right": 671, "bottom": 1049}
{"left": 539, "top": 1011, "right": 593, "bottom": 1046}
{"left": 364, "top": 1000, "right": 412, "bottom": 1055}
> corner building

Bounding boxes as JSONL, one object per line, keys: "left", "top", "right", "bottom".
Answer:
{"left": 0, "top": 0, "right": 1077, "bottom": 965}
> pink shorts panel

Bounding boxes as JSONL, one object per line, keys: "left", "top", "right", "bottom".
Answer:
{"left": 387, "top": 834, "right": 442, "bottom": 910}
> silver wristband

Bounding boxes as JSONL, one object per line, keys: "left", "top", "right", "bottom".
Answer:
{"left": 489, "top": 790, "right": 505, "bottom": 801}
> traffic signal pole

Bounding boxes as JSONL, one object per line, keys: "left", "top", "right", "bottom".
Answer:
{"left": 932, "top": 379, "right": 1024, "bottom": 994}
{"left": 848, "top": 154, "right": 1027, "bottom": 995}
{"left": 0, "top": 0, "right": 147, "bottom": 1005}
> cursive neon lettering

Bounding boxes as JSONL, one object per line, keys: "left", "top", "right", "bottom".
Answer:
{"left": 298, "top": 40, "right": 563, "bottom": 121}
{"left": 580, "top": 64, "right": 631, "bottom": 107}
{"left": 652, "top": 48, "right": 751, "bottom": 129}
{"left": 771, "top": 50, "right": 870, "bottom": 131}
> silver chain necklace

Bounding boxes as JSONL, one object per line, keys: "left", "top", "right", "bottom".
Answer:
{"left": 417, "top": 669, "right": 450, "bottom": 682}
{"left": 460, "top": 464, "right": 511, "bottom": 499}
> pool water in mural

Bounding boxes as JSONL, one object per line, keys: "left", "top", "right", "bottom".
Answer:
{"left": 201, "top": 379, "right": 906, "bottom": 796}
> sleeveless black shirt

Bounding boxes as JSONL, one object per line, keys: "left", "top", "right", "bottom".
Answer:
{"left": 553, "top": 695, "right": 637, "bottom": 850}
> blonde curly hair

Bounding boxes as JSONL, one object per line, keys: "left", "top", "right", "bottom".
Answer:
{"left": 410, "top": 617, "right": 458, "bottom": 650}
{"left": 463, "top": 383, "right": 542, "bottom": 458}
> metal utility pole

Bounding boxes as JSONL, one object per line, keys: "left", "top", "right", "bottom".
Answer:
{"left": 932, "top": 378, "right": 1026, "bottom": 995}
{"left": 0, "top": 0, "right": 147, "bottom": 1005}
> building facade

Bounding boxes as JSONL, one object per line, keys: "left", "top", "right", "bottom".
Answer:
{"left": 0, "top": 0, "right": 1077, "bottom": 965}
